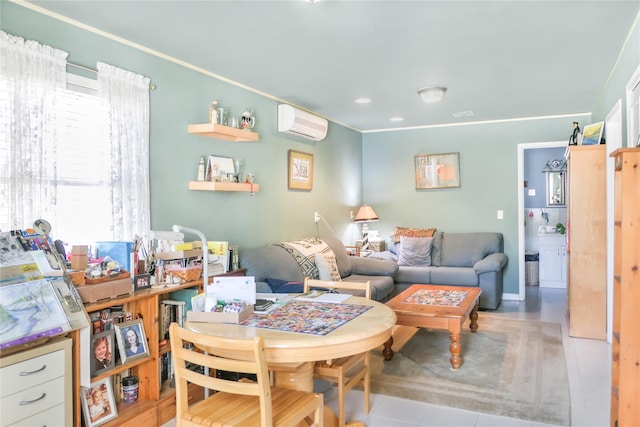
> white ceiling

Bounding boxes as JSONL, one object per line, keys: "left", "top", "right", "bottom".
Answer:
{"left": 25, "top": 0, "right": 640, "bottom": 132}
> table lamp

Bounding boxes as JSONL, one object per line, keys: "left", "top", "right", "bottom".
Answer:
{"left": 353, "top": 205, "right": 379, "bottom": 250}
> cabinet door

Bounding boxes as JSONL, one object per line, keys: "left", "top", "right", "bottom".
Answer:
{"left": 539, "top": 245, "right": 561, "bottom": 281}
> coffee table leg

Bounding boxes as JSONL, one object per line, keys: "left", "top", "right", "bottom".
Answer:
{"left": 469, "top": 300, "right": 479, "bottom": 333}
{"left": 382, "top": 336, "right": 394, "bottom": 361}
{"left": 449, "top": 332, "right": 462, "bottom": 369}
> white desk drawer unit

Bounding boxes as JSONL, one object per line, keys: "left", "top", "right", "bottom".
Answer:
{"left": 0, "top": 338, "right": 72, "bottom": 427}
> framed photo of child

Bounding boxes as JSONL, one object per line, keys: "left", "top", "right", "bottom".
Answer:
{"left": 90, "top": 330, "right": 115, "bottom": 377}
{"left": 80, "top": 378, "right": 118, "bottom": 427}
{"left": 114, "top": 319, "right": 149, "bottom": 364}
{"left": 133, "top": 273, "right": 151, "bottom": 291}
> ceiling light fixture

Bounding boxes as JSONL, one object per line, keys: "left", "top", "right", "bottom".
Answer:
{"left": 354, "top": 98, "right": 372, "bottom": 104}
{"left": 417, "top": 86, "right": 447, "bottom": 104}
{"left": 389, "top": 117, "right": 404, "bottom": 122}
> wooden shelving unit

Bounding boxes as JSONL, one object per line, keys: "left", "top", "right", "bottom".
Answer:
{"left": 609, "top": 147, "right": 640, "bottom": 427}
{"left": 72, "top": 267, "right": 248, "bottom": 426}
{"left": 187, "top": 123, "right": 259, "bottom": 142}
{"left": 188, "top": 181, "right": 259, "bottom": 192}
{"left": 565, "top": 145, "right": 607, "bottom": 340}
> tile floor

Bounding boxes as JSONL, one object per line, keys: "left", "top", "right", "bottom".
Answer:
{"left": 162, "top": 287, "right": 611, "bottom": 427}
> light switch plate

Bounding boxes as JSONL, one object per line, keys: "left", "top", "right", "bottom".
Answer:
{"left": 497, "top": 210, "right": 504, "bottom": 220}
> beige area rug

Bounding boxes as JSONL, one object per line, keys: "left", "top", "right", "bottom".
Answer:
{"left": 370, "top": 315, "right": 571, "bottom": 425}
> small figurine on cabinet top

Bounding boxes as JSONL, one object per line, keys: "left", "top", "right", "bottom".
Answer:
{"left": 240, "top": 108, "right": 255, "bottom": 130}
{"left": 569, "top": 121, "right": 581, "bottom": 145}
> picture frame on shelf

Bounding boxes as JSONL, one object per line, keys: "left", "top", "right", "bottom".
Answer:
{"left": 115, "top": 319, "right": 149, "bottom": 364}
{"left": 414, "top": 152, "right": 461, "bottom": 189}
{"left": 581, "top": 122, "right": 605, "bottom": 145}
{"left": 133, "top": 273, "right": 151, "bottom": 291}
{"left": 288, "top": 149, "right": 314, "bottom": 190}
{"left": 90, "top": 329, "right": 116, "bottom": 377}
{"left": 80, "top": 378, "right": 118, "bottom": 427}
{"left": 206, "top": 155, "right": 235, "bottom": 182}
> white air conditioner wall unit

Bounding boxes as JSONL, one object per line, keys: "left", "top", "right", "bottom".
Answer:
{"left": 277, "top": 104, "right": 328, "bottom": 141}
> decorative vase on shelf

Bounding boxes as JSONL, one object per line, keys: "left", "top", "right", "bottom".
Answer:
{"left": 234, "top": 158, "right": 245, "bottom": 183}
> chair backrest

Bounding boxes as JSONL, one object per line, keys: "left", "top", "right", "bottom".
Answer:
{"left": 169, "top": 323, "right": 274, "bottom": 425}
{"left": 304, "top": 277, "right": 372, "bottom": 300}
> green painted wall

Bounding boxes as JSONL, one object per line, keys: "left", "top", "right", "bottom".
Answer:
{"left": 1, "top": 2, "right": 364, "bottom": 248}
{"left": 361, "top": 117, "right": 585, "bottom": 295}
{"left": 3, "top": 2, "right": 638, "bottom": 298}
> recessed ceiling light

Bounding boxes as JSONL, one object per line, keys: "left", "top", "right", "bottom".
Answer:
{"left": 354, "top": 98, "right": 372, "bottom": 104}
{"left": 452, "top": 111, "right": 474, "bottom": 118}
{"left": 389, "top": 117, "right": 404, "bottom": 122}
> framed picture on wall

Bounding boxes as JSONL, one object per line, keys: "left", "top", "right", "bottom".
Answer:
{"left": 288, "top": 150, "right": 314, "bottom": 190}
{"left": 414, "top": 152, "right": 461, "bottom": 189}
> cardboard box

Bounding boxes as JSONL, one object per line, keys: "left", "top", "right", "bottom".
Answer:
{"left": 71, "top": 245, "right": 89, "bottom": 255}
{"left": 71, "top": 255, "right": 89, "bottom": 270}
{"left": 187, "top": 305, "right": 253, "bottom": 324}
{"left": 75, "top": 277, "right": 132, "bottom": 304}
{"left": 67, "top": 270, "right": 86, "bottom": 286}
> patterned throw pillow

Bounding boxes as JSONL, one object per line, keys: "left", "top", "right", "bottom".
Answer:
{"left": 390, "top": 226, "right": 437, "bottom": 243}
{"left": 314, "top": 250, "right": 342, "bottom": 281}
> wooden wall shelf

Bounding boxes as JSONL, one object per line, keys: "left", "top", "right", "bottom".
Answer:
{"left": 187, "top": 123, "right": 259, "bottom": 142}
{"left": 188, "top": 181, "right": 259, "bottom": 192}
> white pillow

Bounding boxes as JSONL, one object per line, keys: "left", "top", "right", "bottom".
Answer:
{"left": 315, "top": 250, "right": 342, "bottom": 281}
{"left": 397, "top": 236, "right": 434, "bottom": 267}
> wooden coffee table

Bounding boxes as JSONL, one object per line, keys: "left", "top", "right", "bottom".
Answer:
{"left": 384, "top": 284, "right": 481, "bottom": 369}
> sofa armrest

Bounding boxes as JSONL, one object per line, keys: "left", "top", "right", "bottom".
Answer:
{"left": 350, "top": 256, "right": 399, "bottom": 276}
{"left": 473, "top": 253, "right": 508, "bottom": 274}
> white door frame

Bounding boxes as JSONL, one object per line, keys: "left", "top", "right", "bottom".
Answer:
{"left": 515, "top": 141, "right": 567, "bottom": 302}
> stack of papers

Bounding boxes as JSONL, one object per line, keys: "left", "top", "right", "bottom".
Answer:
{"left": 294, "top": 290, "right": 352, "bottom": 303}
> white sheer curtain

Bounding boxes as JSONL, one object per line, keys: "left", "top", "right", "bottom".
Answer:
{"left": 0, "top": 31, "right": 68, "bottom": 230}
{"left": 97, "top": 62, "right": 151, "bottom": 241}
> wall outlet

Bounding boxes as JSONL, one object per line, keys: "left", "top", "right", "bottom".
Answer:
{"left": 349, "top": 210, "right": 355, "bottom": 220}
{"left": 497, "top": 210, "right": 504, "bottom": 220}
{"left": 314, "top": 212, "right": 321, "bottom": 223}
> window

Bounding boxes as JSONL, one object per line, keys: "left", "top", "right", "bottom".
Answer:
{"left": 1, "top": 73, "right": 112, "bottom": 246}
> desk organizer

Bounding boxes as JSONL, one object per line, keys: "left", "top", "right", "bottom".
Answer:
{"left": 76, "top": 272, "right": 132, "bottom": 303}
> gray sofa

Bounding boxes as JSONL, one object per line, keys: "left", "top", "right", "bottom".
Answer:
{"left": 371, "top": 231, "right": 508, "bottom": 309}
{"left": 238, "top": 237, "right": 398, "bottom": 301}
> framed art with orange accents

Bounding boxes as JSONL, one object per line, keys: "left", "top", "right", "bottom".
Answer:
{"left": 415, "top": 152, "right": 461, "bottom": 189}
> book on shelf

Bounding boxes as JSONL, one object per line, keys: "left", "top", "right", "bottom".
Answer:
{"left": 160, "top": 299, "right": 186, "bottom": 340}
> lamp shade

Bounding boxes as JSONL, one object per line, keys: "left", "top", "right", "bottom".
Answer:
{"left": 354, "top": 205, "right": 379, "bottom": 223}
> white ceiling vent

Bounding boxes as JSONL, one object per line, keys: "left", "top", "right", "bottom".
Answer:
{"left": 277, "top": 104, "right": 328, "bottom": 141}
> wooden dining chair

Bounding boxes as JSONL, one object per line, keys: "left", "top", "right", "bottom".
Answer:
{"left": 303, "top": 277, "right": 372, "bottom": 427}
{"left": 169, "top": 323, "right": 323, "bottom": 427}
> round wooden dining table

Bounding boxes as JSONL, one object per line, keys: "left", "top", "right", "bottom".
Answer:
{"left": 187, "top": 296, "right": 397, "bottom": 427}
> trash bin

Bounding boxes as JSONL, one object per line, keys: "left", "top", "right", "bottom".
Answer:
{"left": 525, "top": 251, "right": 539, "bottom": 286}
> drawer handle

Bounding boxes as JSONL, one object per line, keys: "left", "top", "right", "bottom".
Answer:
{"left": 19, "top": 392, "right": 46, "bottom": 405}
{"left": 19, "top": 364, "right": 47, "bottom": 376}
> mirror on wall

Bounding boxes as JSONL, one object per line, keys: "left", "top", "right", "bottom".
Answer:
{"left": 542, "top": 159, "right": 567, "bottom": 206}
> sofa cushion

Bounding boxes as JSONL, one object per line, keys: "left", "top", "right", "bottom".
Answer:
{"left": 342, "top": 274, "right": 395, "bottom": 301}
{"left": 315, "top": 250, "right": 341, "bottom": 281}
{"left": 239, "top": 245, "right": 306, "bottom": 282}
{"left": 431, "top": 267, "right": 479, "bottom": 286}
{"left": 367, "top": 251, "right": 398, "bottom": 262}
{"left": 394, "top": 265, "right": 434, "bottom": 284}
{"left": 390, "top": 226, "right": 437, "bottom": 243}
{"left": 441, "top": 232, "right": 503, "bottom": 267}
{"left": 265, "top": 278, "right": 305, "bottom": 293}
{"left": 397, "top": 236, "right": 434, "bottom": 266}
{"left": 321, "top": 237, "right": 353, "bottom": 278}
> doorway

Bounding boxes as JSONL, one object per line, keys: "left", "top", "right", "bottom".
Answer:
{"left": 516, "top": 141, "right": 567, "bottom": 301}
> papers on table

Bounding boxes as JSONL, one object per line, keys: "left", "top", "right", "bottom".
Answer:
{"left": 253, "top": 293, "right": 294, "bottom": 315}
{"left": 294, "top": 290, "right": 352, "bottom": 303}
